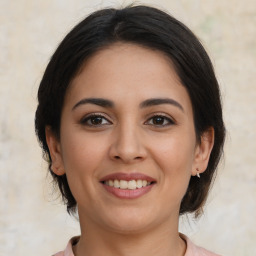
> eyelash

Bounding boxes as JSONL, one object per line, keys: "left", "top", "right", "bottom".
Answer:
{"left": 80, "top": 113, "right": 175, "bottom": 127}
{"left": 145, "top": 114, "right": 175, "bottom": 127}
{"left": 80, "top": 113, "right": 112, "bottom": 127}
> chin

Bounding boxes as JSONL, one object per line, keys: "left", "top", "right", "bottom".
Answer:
{"left": 100, "top": 208, "right": 158, "bottom": 234}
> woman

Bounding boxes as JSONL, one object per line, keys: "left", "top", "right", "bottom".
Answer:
{"left": 35, "top": 5, "right": 225, "bottom": 256}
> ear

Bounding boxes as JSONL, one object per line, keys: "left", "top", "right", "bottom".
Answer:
{"left": 45, "top": 126, "right": 65, "bottom": 176}
{"left": 192, "top": 127, "right": 215, "bottom": 176}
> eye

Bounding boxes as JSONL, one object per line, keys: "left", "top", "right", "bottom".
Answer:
{"left": 145, "top": 115, "right": 175, "bottom": 127}
{"left": 80, "top": 114, "right": 111, "bottom": 127}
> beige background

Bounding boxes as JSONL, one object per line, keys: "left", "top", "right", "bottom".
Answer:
{"left": 0, "top": 0, "right": 256, "bottom": 255}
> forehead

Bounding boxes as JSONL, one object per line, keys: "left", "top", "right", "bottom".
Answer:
{"left": 73, "top": 42, "right": 179, "bottom": 87}
{"left": 65, "top": 42, "right": 192, "bottom": 111}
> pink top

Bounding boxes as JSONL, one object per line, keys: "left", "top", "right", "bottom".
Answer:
{"left": 53, "top": 234, "right": 221, "bottom": 256}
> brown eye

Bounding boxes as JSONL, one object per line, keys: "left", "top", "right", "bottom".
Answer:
{"left": 81, "top": 114, "right": 111, "bottom": 126}
{"left": 152, "top": 116, "right": 165, "bottom": 125}
{"left": 145, "top": 115, "right": 174, "bottom": 127}
{"left": 91, "top": 116, "right": 104, "bottom": 125}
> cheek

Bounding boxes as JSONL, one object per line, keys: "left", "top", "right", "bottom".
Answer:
{"left": 59, "top": 131, "right": 109, "bottom": 203}
{"left": 60, "top": 130, "right": 108, "bottom": 175}
{"left": 151, "top": 133, "right": 195, "bottom": 196}
{"left": 152, "top": 134, "right": 196, "bottom": 174}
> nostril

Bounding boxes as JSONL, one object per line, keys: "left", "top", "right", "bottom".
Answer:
{"left": 114, "top": 156, "right": 121, "bottom": 159}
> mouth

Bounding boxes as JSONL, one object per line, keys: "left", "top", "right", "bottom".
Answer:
{"left": 101, "top": 179, "right": 155, "bottom": 190}
{"left": 100, "top": 173, "right": 156, "bottom": 199}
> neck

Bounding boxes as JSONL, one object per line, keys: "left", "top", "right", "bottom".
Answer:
{"left": 73, "top": 209, "right": 186, "bottom": 256}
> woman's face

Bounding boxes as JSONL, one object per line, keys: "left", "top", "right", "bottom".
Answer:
{"left": 47, "top": 43, "right": 213, "bottom": 233}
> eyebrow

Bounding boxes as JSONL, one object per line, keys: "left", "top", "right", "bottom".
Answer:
{"left": 72, "top": 97, "right": 184, "bottom": 112}
{"left": 72, "top": 98, "right": 114, "bottom": 110}
{"left": 139, "top": 98, "right": 184, "bottom": 112}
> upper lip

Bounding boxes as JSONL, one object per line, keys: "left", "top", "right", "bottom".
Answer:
{"left": 100, "top": 172, "right": 156, "bottom": 182}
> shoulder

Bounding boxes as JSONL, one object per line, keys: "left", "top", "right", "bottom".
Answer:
{"left": 52, "top": 252, "right": 64, "bottom": 256}
{"left": 52, "top": 236, "right": 80, "bottom": 256}
{"left": 180, "top": 233, "right": 222, "bottom": 256}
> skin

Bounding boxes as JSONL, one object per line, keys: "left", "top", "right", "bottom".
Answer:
{"left": 46, "top": 43, "right": 214, "bottom": 256}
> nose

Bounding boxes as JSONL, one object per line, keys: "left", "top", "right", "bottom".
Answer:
{"left": 109, "top": 124, "right": 147, "bottom": 164}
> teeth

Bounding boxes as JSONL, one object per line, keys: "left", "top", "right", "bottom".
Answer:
{"left": 120, "top": 180, "right": 128, "bottom": 189}
{"left": 128, "top": 180, "right": 137, "bottom": 190}
{"left": 114, "top": 179, "right": 120, "bottom": 188}
{"left": 104, "top": 179, "right": 152, "bottom": 190}
{"left": 137, "top": 180, "right": 142, "bottom": 188}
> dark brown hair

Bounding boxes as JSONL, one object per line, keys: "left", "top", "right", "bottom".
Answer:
{"left": 35, "top": 5, "right": 225, "bottom": 217}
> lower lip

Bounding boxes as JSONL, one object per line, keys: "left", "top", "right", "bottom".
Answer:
{"left": 102, "top": 184, "right": 155, "bottom": 199}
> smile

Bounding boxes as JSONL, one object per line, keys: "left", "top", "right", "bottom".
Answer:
{"left": 100, "top": 173, "right": 156, "bottom": 199}
{"left": 102, "top": 179, "right": 153, "bottom": 190}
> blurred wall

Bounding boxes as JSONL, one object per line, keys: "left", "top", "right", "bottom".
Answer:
{"left": 0, "top": 0, "right": 255, "bottom": 255}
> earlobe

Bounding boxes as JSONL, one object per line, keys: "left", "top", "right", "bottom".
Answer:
{"left": 192, "top": 127, "right": 215, "bottom": 176}
{"left": 45, "top": 126, "right": 65, "bottom": 176}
